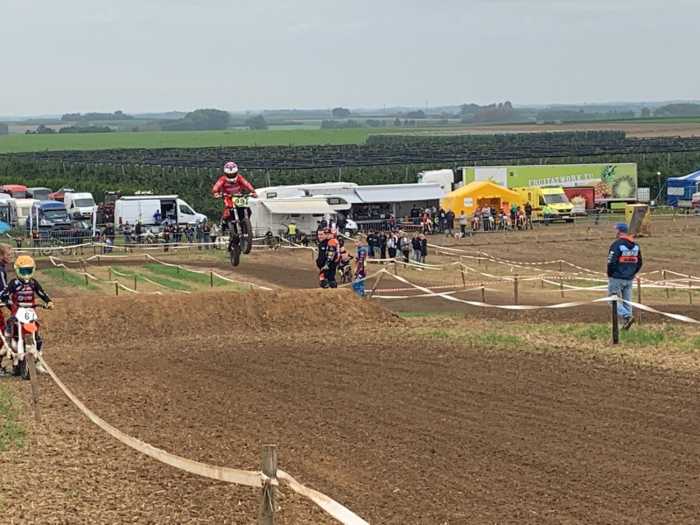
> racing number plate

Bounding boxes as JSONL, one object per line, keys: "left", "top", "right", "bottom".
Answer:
{"left": 16, "top": 307, "right": 37, "bottom": 323}
{"left": 233, "top": 196, "right": 249, "bottom": 207}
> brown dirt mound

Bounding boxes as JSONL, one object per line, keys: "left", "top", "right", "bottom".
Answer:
{"left": 42, "top": 289, "right": 401, "bottom": 343}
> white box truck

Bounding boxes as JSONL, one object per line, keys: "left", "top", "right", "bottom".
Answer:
{"left": 114, "top": 195, "right": 207, "bottom": 227}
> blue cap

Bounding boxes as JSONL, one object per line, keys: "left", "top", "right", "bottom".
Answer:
{"left": 615, "top": 223, "right": 628, "bottom": 233}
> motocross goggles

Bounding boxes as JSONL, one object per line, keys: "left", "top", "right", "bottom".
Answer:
{"left": 17, "top": 267, "right": 34, "bottom": 277}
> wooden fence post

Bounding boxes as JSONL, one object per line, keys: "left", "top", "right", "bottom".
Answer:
{"left": 369, "top": 272, "right": 385, "bottom": 297}
{"left": 611, "top": 300, "right": 619, "bottom": 345}
{"left": 460, "top": 265, "right": 466, "bottom": 289}
{"left": 115, "top": 282, "right": 119, "bottom": 296}
{"left": 210, "top": 271, "right": 214, "bottom": 288}
{"left": 84, "top": 274, "right": 89, "bottom": 287}
{"left": 108, "top": 267, "right": 112, "bottom": 281}
{"left": 690, "top": 275, "right": 693, "bottom": 305}
{"left": 134, "top": 275, "right": 138, "bottom": 290}
{"left": 513, "top": 276, "right": 519, "bottom": 305}
{"left": 664, "top": 270, "right": 669, "bottom": 299}
{"left": 480, "top": 284, "right": 486, "bottom": 303}
{"left": 560, "top": 278, "right": 565, "bottom": 298}
{"left": 259, "top": 444, "right": 278, "bottom": 525}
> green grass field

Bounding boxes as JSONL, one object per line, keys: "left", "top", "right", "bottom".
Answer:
{"left": 0, "top": 128, "right": 383, "bottom": 153}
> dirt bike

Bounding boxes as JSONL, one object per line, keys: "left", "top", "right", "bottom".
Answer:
{"left": 339, "top": 261, "right": 353, "bottom": 284}
{"left": 221, "top": 194, "right": 253, "bottom": 267}
{"left": 0, "top": 303, "right": 46, "bottom": 381}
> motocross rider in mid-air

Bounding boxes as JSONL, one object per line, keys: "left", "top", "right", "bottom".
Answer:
{"left": 0, "top": 255, "right": 54, "bottom": 374}
{"left": 212, "top": 161, "right": 257, "bottom": 231}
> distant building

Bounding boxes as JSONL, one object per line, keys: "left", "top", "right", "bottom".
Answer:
{"left": 0, "top": 123, "right": 8, "bottom": 135}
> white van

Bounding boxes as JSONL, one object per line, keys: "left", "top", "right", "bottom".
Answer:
{"left": 64, "top": 192, "right": 97, "bottom": 219}
{"left": 114, "top": 195, "right": 207, "bottom": 227}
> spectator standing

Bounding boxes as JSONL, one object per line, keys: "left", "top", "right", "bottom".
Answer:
{"left": 366, "top": 230, "right": 379, "bottom": 258}
{"left": 387, "top": 232, "right": 397, "bottom": 259}
{"left": 200, "top": 221, "right": 211, "bottom": 249}
{"left": 336, "top": 214, "right": 347, "bottom": 235}
{"left": 379, "top": 231, "right": 388, "bottom": 260}
{"left": 135, "top": 221, "right": 143, "bottom": 243}
{"left": 607, "top": 223, "right": 643, "bottom": 330}
{"left": 399, "top": 233, "right": 411, "bottom": 263}
{"left": 481, "top": 207, "right": 489, "bottom": 232}
{"left": 153, "top": 209, "right": 162, "bottom": 224}
{"left": 411, "top": 235, "right": 422, "bottom": 263}
{"left": 123, "top": 221, "right": 132, "bottom": 244}
{"left": 209, "top": 223, "right": 219, "bottom": 248}
{"left": 286, "top": 221, "right": 298, "bottom": 242}
{"left": 162, "top": 224, "right": 172, "bottom": 252}
{"left": 524, "top": 202, "right": 533, "bottom": 230}
{"left": 445, "top": 210, "right": 455, "bottom": 236}
{"left": 459, "top": 211, "right": 468, "bottom": 237}
{"left": 419, "top": 234, "right": 428, "bottom": 263}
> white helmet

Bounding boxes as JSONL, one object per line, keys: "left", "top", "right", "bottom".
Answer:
{"left": 223, "top": 161, "right": 239, "bottom": 179}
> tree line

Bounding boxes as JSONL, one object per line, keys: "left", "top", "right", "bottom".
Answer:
{"left": 1, "top": 149, "right": 698, "bottom": 219}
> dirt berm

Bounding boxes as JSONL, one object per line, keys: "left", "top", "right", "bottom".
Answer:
{"left": 42, "top": 289, "right": 401, "bottom": 343}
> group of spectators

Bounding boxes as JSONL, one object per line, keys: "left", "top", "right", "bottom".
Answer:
{"left": 466, "top": 202, "right": 534, "bottom": 233}
{"left": 365, "top": 230, "right": 429, "bottom": 264}
{"left": 385, "top": 203, "right": 535, "bottom": 237}
{"left": 116, "top": 220, "right": 217, "bottom": 244}
{"left": 97, "top": 220, "right": 221, "bottom": 252}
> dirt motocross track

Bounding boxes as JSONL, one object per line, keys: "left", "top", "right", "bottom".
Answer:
{"left": 1, "top": 291, "right": 699, "bottom": 524}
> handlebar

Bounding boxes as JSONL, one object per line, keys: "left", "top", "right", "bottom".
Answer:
{"left": 2, "top": 303, "right": 50, "bottom": 310}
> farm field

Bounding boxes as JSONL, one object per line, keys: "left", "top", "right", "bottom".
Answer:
{"left": 0, "top": 128, "right": 386, "bottom": 154}
{"left": 3, "top": 117, "right": 700, "bottom": 154}
{"left": 447, "top": 119, "right": 700, "bottom": 138}
{"left": 1, "top": 218, "right": 699, "bottom": 523}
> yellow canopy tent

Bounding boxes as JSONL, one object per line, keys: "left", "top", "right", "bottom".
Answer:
{"left": 441, "top": 180, "right": 524, "bottom": 217}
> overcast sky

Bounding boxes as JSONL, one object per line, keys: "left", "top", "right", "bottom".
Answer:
{"left": 1, "top": 0, "right": 698, "bottom": 116}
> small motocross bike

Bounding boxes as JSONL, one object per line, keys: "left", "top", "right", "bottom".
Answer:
{"left": 339, "top": 261, "right": 353, "bottom": 284}
{"left": 0, "top": 303, "right": 46, "bottom": 380}
{"left": 223, "top": 194, "right": 253, "bottom": 267}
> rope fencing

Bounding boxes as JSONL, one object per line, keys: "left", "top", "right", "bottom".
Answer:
{"left": 39, "top": 358, "right": 368, "bottom": 524}
{"left": 368, "top": 269, "right": 700, "bottom": 324}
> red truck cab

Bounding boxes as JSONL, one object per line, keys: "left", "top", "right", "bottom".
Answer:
{"left": 0, "top": 184, "right": 28, "bottom": 198}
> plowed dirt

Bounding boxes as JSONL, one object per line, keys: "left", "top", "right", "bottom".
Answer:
{"left": 1, "top": 290, "right": 698, "bottom": 524}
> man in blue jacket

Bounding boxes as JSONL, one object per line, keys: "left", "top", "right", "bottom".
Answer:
{"left": 607, "top": 223, "right": 643, "bottom": 330}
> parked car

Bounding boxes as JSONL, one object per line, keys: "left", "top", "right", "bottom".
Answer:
{"left": 27, "top": 187, "right": 53, "bottom": 201}
{"left": 49, "top": 187, "right": 75, "bottom": 202}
